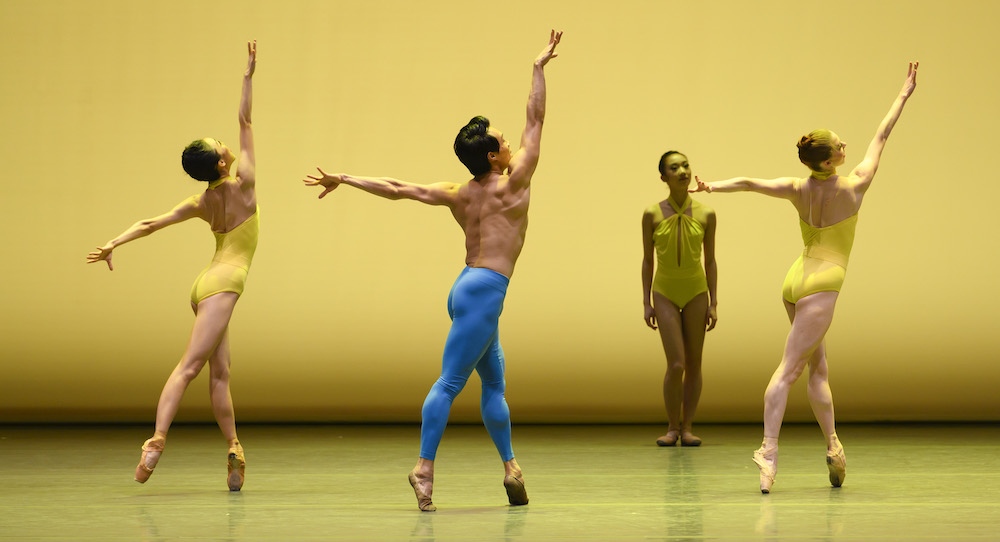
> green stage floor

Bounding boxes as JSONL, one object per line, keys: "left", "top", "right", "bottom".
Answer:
{"left": 1, "top": 423, "right": 997, "bottom": 540}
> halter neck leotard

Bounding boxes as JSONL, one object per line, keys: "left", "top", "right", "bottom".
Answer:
{"left": 190, "top": 193, "right": 260, "bottom": 305}
{"left": 651, "top": 196, "right": 709, "bottom": 308}
{"left": 781, "top": 180, "right": 858, "bottom": 303}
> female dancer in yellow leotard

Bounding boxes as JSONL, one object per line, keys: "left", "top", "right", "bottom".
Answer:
{"left": 642, "top": 151, "right": 718, "bottom": 447}
{"left": 691, "top": 62, "right": 917, "bottom": 492}
{"left": 87, "top": 41, "right": 259, "bottom": 491}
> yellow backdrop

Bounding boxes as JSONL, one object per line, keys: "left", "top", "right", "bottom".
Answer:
{"left": 1, "top": 0, "right": 998, "bottom": 423}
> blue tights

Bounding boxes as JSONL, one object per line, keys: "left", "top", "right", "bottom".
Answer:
{"left": 419, "top": 267, "right": 514, "bottom": 461}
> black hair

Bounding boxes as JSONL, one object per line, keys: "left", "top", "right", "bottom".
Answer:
{"left": 181, "top": 139, "right": 222, "bottom": 182}
{"left": 797, "top": 130, "right": 834, "bottom": 171}
{"left": 454, "top": 116, "right": 500, "bottom": 176}
{"left": 657, "top": 150, "right": 686, "bottom": 176}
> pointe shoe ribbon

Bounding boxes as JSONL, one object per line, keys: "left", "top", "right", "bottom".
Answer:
{"left": 135, "top": 437, "right": 165, "bottom": 483}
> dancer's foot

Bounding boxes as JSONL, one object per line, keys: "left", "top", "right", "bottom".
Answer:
{"left": 503, "top": 474, "right": 529, "bottom": 506}
{"left": 826, "top": 438, "right": 846, "bottom": 488}
{"left": 752, "top": 443, "right": 778, "bottom": 494}
{"left": 227, "top": 442, "right": 245, "bottom": 491}
{"left": 408, "top": 471, "right": 436, "bottom": 512}
{"left": 656, "top": 430, "right": 680, "bottom": 447}
{"left": 134, "top": 436, "right": 165, "bottom": 483}
{"left": 680, "top": 431, "right": 703, "bottom": 447}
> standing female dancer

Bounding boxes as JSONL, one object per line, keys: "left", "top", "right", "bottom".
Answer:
{"left": 87, "top": 41, "right": 259, "bottom": 491}
{"left": 641, "top": 151, "right": 718, "bottom": 447}
{"left": 691, "top": 62, "right": 917, "bottom": 492}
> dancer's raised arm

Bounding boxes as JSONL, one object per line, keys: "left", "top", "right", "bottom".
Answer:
{"left": 850, "top": 61, "right": 918, "bottom": 193}
{"left": 507, "top": 30, "right": 562, "bottom": 185}
{"left": 236, "top": 40, "right": 257, "bottom": 187}
{"left": 303, "top": 168, "right": 460, "bottom": 207}
{"left": 690, "top": 175, "right": 798, "bottom": 199}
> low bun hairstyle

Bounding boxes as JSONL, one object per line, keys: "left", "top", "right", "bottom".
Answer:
{"left": 797, "top": 129, "right": 834, "bottom": 172}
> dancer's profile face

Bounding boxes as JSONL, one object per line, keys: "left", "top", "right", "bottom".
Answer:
{"left": 660, "top": 153, "right": 691, "bottom": 190}
{"left": 828, "top": 133, "right": 847, "bottom": 167}
{"left": 204, "top": 138, "right": 235, "bottom": 171}
{"left": 488, "top": 128, "right": 511, "bottom": 170}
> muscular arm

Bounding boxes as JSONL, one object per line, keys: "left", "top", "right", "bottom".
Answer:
{"left": 691, "top": 175, "right": 798, "bottom": 199}
{"left": 850, "top": 61, "right": 918, "bottom": 194}
{"left": 87, "top": 197, "right": 201, "bottom": 270}
{"left": 236, "top": 40, "right": 256, "bottom": 187}
{"left": 304, "top": 169, "right": 460, "bottom": 207}
{"left": 641, "top": 209, "right": 657, "bottom": 329}
{"left": 508, "top": 30, "right": 562, "bottom": 186}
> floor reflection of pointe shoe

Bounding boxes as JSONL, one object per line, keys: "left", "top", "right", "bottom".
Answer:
{"left": 656, "top": 430, "right": 680, "bottom": 447}
{"left": 227, "top": 443, "right": 245, "bottom": 492}
{"left": 680, "top": 432, "right": 703, "bottom": 447}
{"left": 503, "top": 474, "right": 529, "bottom": 506}
{"left": 752, "top": 447, "right": 777, "bottom": 494}
{"left": 135, "top": 437, "right": 165, "bottom": 483}
{"left": 827, "top": 442, "right": 846, "bottom": 488}
{"left": 408, "top": 472, "right": 437, "bottom": 512}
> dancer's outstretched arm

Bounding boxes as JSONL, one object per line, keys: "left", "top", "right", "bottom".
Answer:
{"left": 304, "top": 168, "right": 460, "bottom": 207}
{"left": 690, "top": 175, "right": 798, "bottom": 200}
{"left": 850, "top": 61, "right": 918, "bottom": 193}
{"left": 86, "top": 197, "right": 201, "bottom": 270}
{"left": 236, "top": 40, "right": 257, "bottom": 188}
{"left": 508, "top": 30, "right": 562, "bottom": 186}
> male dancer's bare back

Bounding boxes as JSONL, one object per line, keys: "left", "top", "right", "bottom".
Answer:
{"left": 305, "top": 30, "right": 562, "bottom": 511}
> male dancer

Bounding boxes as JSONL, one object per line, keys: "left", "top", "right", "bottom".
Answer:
{"left": 304, "top": 30, "right": 562, "bottom": 511}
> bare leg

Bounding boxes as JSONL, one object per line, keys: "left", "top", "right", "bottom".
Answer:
{"left": 208, "top": 328, "right": 239, "bottom": 445}
{"left": 409, "top": 458, "right": 436, "bottom": 512}
{"left": 140, "top": 293, "right": 239, "bottom": 473}
{"left": 651, "top": 292, "right": 685, "bottom": 445}
{"left": 679, "top": 292, "right": 709, "bottom": 444}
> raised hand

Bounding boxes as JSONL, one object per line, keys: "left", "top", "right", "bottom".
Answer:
{"left": 245, "top": 40, "right": 257, "bottom": 77}
{"left": 87, "top": 245, "right": 114, "bottom": 270}
{"left": 303, "top": 167, "right": 343, "bottom": 199}
{"left": 534, "top": 30, "right": 563, "bottom": 67}
{"left": 688, "top": 176, "right": 712, "bottom": 193}
{"left": 900, "top": 61, "right": 918, "bottom": 98}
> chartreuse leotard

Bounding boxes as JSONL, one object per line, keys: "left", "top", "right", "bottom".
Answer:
{"left": 651, "top": 196, "right": 709, "bottom": 309}
{"left": 781, "top": 192, "right": 858, "bottom": 304}
{"left": 190, "top": 196, "right": 259, "bottom": 305}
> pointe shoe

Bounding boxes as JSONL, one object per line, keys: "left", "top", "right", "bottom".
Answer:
{"left": 656, "top": 430, "right": 680, "bottom": 447}
{"left": 827, "top": 441, "right": 846, "bottom": 488}
{"left": 503, "top": 474, "right": 529, "bottom": 506}
{"left": 680, "top": 432, "right": 703, "bottom": 447}
{"left": 752, "top": 446, "right": 778, "bottom": 494}
{"left": 134, "top": 437, "right": 165, "bottom": 483}
{"left": 408, "top": 472, "right": 437, "bottom": 512}
{"left": 227, "top": 443, "right": 245, "bottom": 491}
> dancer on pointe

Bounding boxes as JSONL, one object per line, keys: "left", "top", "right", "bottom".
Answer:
{"left": 641, "top": 151, "right": 718, "bottom": 447}
{"left": 87, "top": 41, "right": 260, "bottom": 491}
{"left": 304, "top": 31, "right": 562, "bottom": 511}
{"left": 690, "top": 62, "right": 918, "bottom": 492}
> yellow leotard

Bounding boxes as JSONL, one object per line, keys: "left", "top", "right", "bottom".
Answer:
{"left": 781, "top": 213, "right": 857, "bottom": 303}
{"left": 651, "top": 197, "right": 709, "bottom": 308}
{"left": 190, "top": 207, "right": 259, "bottom": 305}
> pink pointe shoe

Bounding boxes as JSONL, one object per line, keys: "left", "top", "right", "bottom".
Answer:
{"left": 752, "top": 445, "right": 778, "bottom": 494}
{"left": 827, "top": 439, "right": 846, "bottom": 488}
{"left": 135, "top": 437, "right": 165, "bottom": 483}
{"left": 227, "top": 442, "right": 245, "bottom": 491}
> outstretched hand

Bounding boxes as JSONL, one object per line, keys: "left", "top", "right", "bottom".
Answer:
{"left": 303, "top": 167, "right": 343, "bottom": 199}
{"left": 900, "top": 61, "right": 918, "bottom": 98}
{"left": 534, "top": 30, "right": 563, "bottom": 67}
{"left": 245, "top": 40, "right": 257, "bottom": 77}
{"left": 688, "top": 176, "right": 712, "bottom": 193}
{"left": 87, "top": 245, "right": 114, "bottom": 270}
